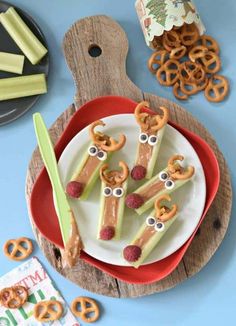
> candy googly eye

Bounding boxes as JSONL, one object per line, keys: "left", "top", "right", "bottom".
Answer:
{"left": 139, "top": 133, "right": 148, "bottom": 144}
{"left": 88, "top": 145, "right": 98, "bottom": 156}
{"left": 97, "top": 150, "right": 107, "bottom": 161}
{"left": 146, "top": 217, "right": 156, "bottom": 226}
{"left": 165, "top": 179, "right": 175, "bottom": 190}
{"left": 148, "top": 135, "right": 158, "bottom": 146}
{"left": 155, "top": 222, "right": 165, "bottom": 232}
{"left": 159, "top": 171, "right": 169, "bottom": 182}
{"left": 113, "top": 187, "right": 124, "bottom": 198}
{"left": 103, "top": 187, "right": 112, "bottom": 197}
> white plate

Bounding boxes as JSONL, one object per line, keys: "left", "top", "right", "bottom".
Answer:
{"left": 57, "top": 114, "right": 206, "bottom": 267}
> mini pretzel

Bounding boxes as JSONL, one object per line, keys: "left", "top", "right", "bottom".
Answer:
{"left": 71, "top": 297, "right": 100, "bottom": 323}
{"left": 179, "top": 23, "right": 199, "bottom": 46}
{"left": 163, "top": 30, "right": 181, "bottom": 52}
{"left": 180, "top": 80, "right": 199, "bottom": 96}
{"left": 155, "top": 194, "right": 178, "bottom": 222}
{"left": 168, "top": 155, "right": 195, "bottom": 180}
{"left": 197, "top": 35, "right": 220, "bottom": 55}
{"left": 3, "top": 237, "right": 33, "bottom": 261}
{"left": 197, "top": 51, "right": 221, "bottom": 74}
{"left": 170, "top": 46, "right": 187, "bottom": 60}
{"left": 34, "top": 300, "right": 63, "bottom": 322}
{"left": 189, "top": 45, "right": 208, "bottom": 62}
{"left": 205, "top": 75, "right": 229, "bottom": 103}
{"left": 0, "top": 286, "right": 28, "bottom": 309}
{"left": 148, "top": 50, "right": 169, "bottom": 74}
{"left": 156, "top": 59, "right": 180, "bottom": 86}
{"left": 179, "top": 61, "right": 205, "bottom": 84}
{"left": 173, "top": 82, "right": 188, "bottom": 100}
{"left": 100, "top": 161, "right": 129, "bottom": 186}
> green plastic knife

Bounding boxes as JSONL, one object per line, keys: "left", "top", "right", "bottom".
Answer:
{"left": 33, "top": 113, "right": 72, "bottom": 246}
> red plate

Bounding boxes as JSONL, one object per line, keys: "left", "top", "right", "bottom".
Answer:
{"left": 30, "top": 96, "right": 220, "bottom": 284}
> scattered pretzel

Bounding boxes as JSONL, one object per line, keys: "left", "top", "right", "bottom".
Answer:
{"left": 148, "top": 23, "right": 229, "bottom": 102}
{"left": 156, "top": 59, "right": 180, "bottom": 86}
{"left": 3, "top": 237, "right": 33, "bottom": 261}
{"left": 34, "top": 300, "right": 63, "bottom": 322}
{"left": 173, "top": 82, "right": 188, "bottom": 100}
{"left": 71, "top": 297, "right": 100, "bottom": 323}
{"left": 170, "top": 46, "right": 187, "bottom": 60}
{"left": 197, "top": 51, "right": 221, "bottom": 74}
{"left": 189, "top": 45, "right": 208, "bottom": 62}
{"left": 205, "top": 75, "right": 229, "bottom": 103}
{"left": 163, "top": 30, "right": 181, "bottom": 52}
{"left": 0, "top": 286, "right": 28, "bottom": 309}
{"left": 148, "top": 50, "right": 169, "bottom": 74}
{"left": 197, "top": 35, "right": 220, "bottom": 54}
{"left": 179, "top": 23, "right": 199, "bottom": 46}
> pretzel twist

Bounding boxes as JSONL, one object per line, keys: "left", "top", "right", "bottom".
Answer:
{"left": 156, "top": 59, "right": 180, "bottom": 86}
{"left": 148, "top": 50, "right": 169, "bottom": 74}
{"left": 197, "top": 35, "right": 220, "bottom": 55}
{"left": 34, "top": 300, "right": 63, "bottom": 322}
{"left": 100, "top": 161, "right": 129, "bottom": 186}
{"left": 168, "top": 155, "right": 195, "bottom": 180}
{"left": 189, "top": 45, "right": 208, "bottom": 62}
{"left": 197, "top": 51, "right": 221, "bottom": 74}
{"left": 205, "top": 75, "right": 229, "bottom": 103}
{"left": 71, "top": 297, "right": 100, "bottom": 323}
{"left": 170, "top": 46, "right": 187, "bottom": 60}
{"left": 179, "top": 23, "right": 199, "bottom": 46}
{"left": 154, "top": 194, "right": 178, "bottom": 222}
{"left": 0, "top": 286, "right": 28, "bottom": 309}
{"left": 3, "top": 237, "right": 33, "bottom": 261}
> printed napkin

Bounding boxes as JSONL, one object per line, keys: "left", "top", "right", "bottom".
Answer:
{"left": 0, "top": 257, "right": 79, "bottom": 326}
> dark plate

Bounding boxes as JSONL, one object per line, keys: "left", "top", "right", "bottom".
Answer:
{"left": 0, "top": 1, "right": 49, "bottom": 126}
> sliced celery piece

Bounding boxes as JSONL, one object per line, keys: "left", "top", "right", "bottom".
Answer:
{"left": 0, "top": 7, "right": 48, "bottom": 65}
{"left": 0, "top": 51, "right": 25, "bottom": 74}
{"left": 0, "top": 74, "right": 47, "bottom": 101}
{"left": 97, "top": 180, "right": 128, "bottom": 240}
{"left": 134, "top": 168, "right": 192, "bottom": 215}
{"left": 125, "top": 209, "right": 179, "bottom": 268}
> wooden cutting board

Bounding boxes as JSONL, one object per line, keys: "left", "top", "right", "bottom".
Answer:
{"left": 26, "top": 16, "right": 232, "bottom": 298}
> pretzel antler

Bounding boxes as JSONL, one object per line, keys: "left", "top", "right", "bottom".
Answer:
{"left": 100, "top": 161, "right": 129, "bottom": 186}
{"left": 155, "top": 194, "right": 178, "bottom": 222}
{"left": 134, "top": 101, "right": 150, "bottom": 131}
{"left": 150, "top": 106, "right": 169, "bottom": 132}
{"left": 89, "top": 120, "right": 126, "bottom": 152}
{"left": 134, "top": 101, "right": 169, "bottom": 132}
{"left": 100, "top": 134, "right": 126, "bottom": 152}
{"left": 168, "top": 155, "right": 195, "bottom": 180}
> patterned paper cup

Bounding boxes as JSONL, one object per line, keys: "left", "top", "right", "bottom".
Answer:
{"left": 135, "top": 0, "right": 205, "bottom": 48}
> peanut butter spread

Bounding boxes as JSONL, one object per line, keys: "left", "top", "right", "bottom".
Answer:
{"left": 74, "top": 155, "right": 100, "bottom": 185}
{"left": 133, "top": 226, "right": 156, "bottom": 248}
{"left": 64, "top": 212, "right": 83, "bottom": 267}
{"left": 102, "top": 191, "right": 120, "bottom": 228}
{"left": 139, "top": 180, "right": 165, "bottom": 202}
{"left": 136, "top": 142, "right": 153, "bottom": 169}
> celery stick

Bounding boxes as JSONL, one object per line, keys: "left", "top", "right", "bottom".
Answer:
{"left": 0, "top": 74, "right": 47, "bottom": 101}
{"left": 0, "top": 7, "right": 48, "bottom": 65}
{"left": 0, "top": 51, "right": 25, "bottom": 74}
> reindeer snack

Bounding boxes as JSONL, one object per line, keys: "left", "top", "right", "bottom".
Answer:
{"left": 131, "top": 101, "right": 169, "bottom": 181}
{"left": 123, "top": 194, "right": 178, "bottom": 268}
{"left": 66, "top": 120, "right": 126, "bottom": 200}
{"left": 136, "top": 1, "right": 229, "bottom": 102}
{"left": 98, "top": 161, "right": 129, "bottom": 241}
{"left": 126, "top": 154, "right": 194, "bottom": 215}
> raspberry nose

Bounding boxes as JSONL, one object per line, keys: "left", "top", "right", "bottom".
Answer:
{"left": 66, "top": 181, "right": 84, "bottom": 198}
{"left": 123, "top": 245, "right": 142, "bottom": 262}
{"left": 100, "top": 226, "right": 115, "bottom": 240}
{"left": 125, "top": 193, "right": 144, "bottom": 209}
{"left": 131, "top": 165, "right": 147, "bottom": 181}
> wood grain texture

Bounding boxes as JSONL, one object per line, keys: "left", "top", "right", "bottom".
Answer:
{"left": 26, "top": 16, "right": 232, "bottom": 298}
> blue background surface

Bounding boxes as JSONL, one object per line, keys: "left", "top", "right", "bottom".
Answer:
{"left": 0, "top": 0, "right": 235, "bottom": 325}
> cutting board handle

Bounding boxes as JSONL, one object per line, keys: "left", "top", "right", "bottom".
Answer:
{"left": 63, "top": 15, "right": 141, "bottom": 108}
